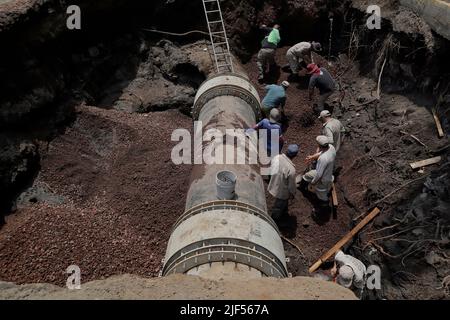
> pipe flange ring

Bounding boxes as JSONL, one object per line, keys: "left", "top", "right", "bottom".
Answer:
{"left": 162, "top": 238, "right": 288, "bottom": 278}
{"left": 173, "top": 200, "right": 279, "bottom": 233}
{"left": 192, "top": 85, "right": 262, "bottom": 120}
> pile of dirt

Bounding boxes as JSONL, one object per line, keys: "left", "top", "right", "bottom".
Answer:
{"left": 0, "top": 106, "right": 192, "bottom": 284}
{"left": 0, "top": 273, "right": 356, "bottom": 300}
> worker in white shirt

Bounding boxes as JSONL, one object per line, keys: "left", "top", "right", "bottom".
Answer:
{"left": 298, "top": 136, "right": 336, "bottom": 206}
{"left": 319, "top": 110, "right": 345, "bottom": 152}
{"left": 285, "top": 41, "right": 322, "bottom": 74}
{"left": 268, "top": 144, "right": 299, "bottom": 224}
{"left": 331, "top": 250, "right": 367, "bottom": 299}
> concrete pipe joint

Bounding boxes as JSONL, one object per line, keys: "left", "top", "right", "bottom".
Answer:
{"left": 162, "top": 73, "right": 288, "bottom": 279}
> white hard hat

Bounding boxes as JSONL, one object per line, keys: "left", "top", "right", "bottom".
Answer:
{"left": 318, "top": 110, "right": 331, "bottom": 119}
{"left": 312, "top": 41, "right": 322, "bottom": 52}
{"left": 281, "top": 80, "right": 290, "bottom": 88}
{"left": 269, "top": 108, "right": 281, "bottom": 123}
{"left": 316, "top": 135, "right": 329, "bottom": 147}
{"left": 337, "top": 265, "right": 354, "bottom": 288}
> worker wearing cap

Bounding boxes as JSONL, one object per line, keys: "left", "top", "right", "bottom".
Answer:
{"left": 251, "top": 108, "right": 285, "bottom": 157}
{"left": 257, "top": 24, "right": 281, "bottom": 81}
{"left": 307, "top": 63, "right": 336, "bottom": 112}
{"left": 306, "top": 111, "right": 346, "bottom": 165}
{"left": 299, "top": 136, "right": 336, "bottom": 204}
{"left": 331, "top": 250, "right": 367, "bottom": 298}
{"left": 261, "top": 81, "right": 290, "bottom": 117}
{"left": 319, "top": 110, "right": 345, "bottom": 153}
{"left": 268, "top": 144, "right": 299, "bottom": 224}
{"left": 286, "top": 41, "right": 322, "bottom": 74}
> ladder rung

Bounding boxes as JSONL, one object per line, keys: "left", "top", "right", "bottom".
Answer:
{"left": 203, "top": 0, "right": 233, "bottom": 74}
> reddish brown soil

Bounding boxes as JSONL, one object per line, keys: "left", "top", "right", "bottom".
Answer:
{"left": 0, "top": 106, "right": 192, "bottom": 284}
{"left": 244, "top": 47, "right": 449, "bottom": 300}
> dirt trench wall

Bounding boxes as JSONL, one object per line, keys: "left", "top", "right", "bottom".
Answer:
{"left": 348, "top": 1, "right": 450, "bottom": 130}
{"left": 0, "top": 0, "right": 213, "bottom": 218}
{"left": 400, "top": 0, "right": 450, "bottom": 40}
{"left": 344, "top": 1, "right": 450, "bottom": 300}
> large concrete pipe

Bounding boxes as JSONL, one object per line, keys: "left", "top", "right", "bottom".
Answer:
{"left": 162, "top": 73, "right": 288, "bottom": 279}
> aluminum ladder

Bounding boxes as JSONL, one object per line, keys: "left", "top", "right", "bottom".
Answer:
{"left": 202, "top": 0, "right": 234, "bottom": 73}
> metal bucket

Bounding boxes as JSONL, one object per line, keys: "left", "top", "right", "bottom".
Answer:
{"left": 216, "top": 170, "right": 237, "bottom": 200}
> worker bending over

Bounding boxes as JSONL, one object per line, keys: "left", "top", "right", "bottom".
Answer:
{"left": 251, "top": 108, "right": 285, "bottom": 157}
{"left": 307, "top": 63, "right": 336, "bottom": 112}
{"left": 268, "top": 144, "right": 299, "bottom": 225}
{"left": 261, "top": 81, "right": 290, "bottom": 117}
{"left": 257, "top": 24, "right": 281, "bottom": 81}
{"left": 285, "top": 41, "right": 322, "bottom": 75}
{"left": 299, "top": 136, "right": 336, "bottom": 208}
{"left": 331, "top": 250, "right": 367, "bottom": 298}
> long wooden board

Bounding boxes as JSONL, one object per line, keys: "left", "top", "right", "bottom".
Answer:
{"left": 432, "top": 108, "right": 444, "bottom": 138}
{"left": 309, "top": 207, "right": 381, "bottom": 273}
{"left": 410, "top": 156, "right": 441, "bottom": 169}
{"left": 331, "top": 183, "right": 338, "bottom": 207}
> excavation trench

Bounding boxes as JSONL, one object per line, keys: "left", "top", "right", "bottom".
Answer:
{"left": 0, "top": 0, "right": 449, "bottom": 299}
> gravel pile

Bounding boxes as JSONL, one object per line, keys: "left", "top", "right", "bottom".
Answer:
{"left": 0, "top": 106, "right": 192, "bottom": 285}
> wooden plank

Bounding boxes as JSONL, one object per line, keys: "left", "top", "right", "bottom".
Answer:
{"left": 432, "top": 108, "right": 444, "bottom": 138}
{"left": 410, "top": 156, "right": 442, "bottom": 169}
{"left": 309, "top": 207, "right": 381, "bottom": 273}
{"left": 331, "top": 183, "right": 338, "bottom": 207}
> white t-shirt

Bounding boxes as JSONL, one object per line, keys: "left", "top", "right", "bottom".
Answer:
{"left": 287, "top": 42, "right": 312, "bottom": 57}
{"left": 335, "top": 250, "right": 367, "bottom": 289}
{"left": 268, "top": 154, "right": 296, "bottom": 200}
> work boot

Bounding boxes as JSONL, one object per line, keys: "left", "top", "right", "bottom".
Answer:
{"left": 311, "top": 200, "right": 332, "bottom": 224}
{"left": 277, "top": 214, "right": 291, "bottom": 228}
{"left": 281, "top": 64, "right": 292, "bottom": 73}
{"left": 258, "top": 74, "right": 264, "bottom": 83}
{"left": 287, "top": 73, "right": 300, "bottom": 83}
{"left": 311, "top": 207, "right": 319, "bottom": 220}
{"left": 298, "top": 178, "right": 309, "bottom": 193}
{"left": 313, "top": 103, "right": 322, "bottom": 115}
{"left": 318, "top": 199, "right": 331, "bottom": 214}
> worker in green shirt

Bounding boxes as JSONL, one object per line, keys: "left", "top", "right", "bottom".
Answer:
{"left": 257, "top": 24, "right": 281, "bottom": 82}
